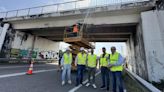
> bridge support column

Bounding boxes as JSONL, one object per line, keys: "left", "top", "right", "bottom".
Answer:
{"left": 141, "top": 10, "right": 164, "bottom": 82}
{"left": 0, "top": 23, "right": 10, "bottom": 51}
{"left": 126, "top": 35, "right": 136, "bottom": 74}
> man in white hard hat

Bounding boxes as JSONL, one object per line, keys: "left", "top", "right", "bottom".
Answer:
{"left": 61, "top": 47, "right": 73, "bottom": 86}
{"left": 75, "top": 47, "right": 87, "bottom": 86}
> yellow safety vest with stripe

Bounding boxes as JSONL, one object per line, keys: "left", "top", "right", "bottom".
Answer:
{"left": 100, "top": 53, "right": 109, "bottom": 67}
{"left": 87, "top": 54, "right": 97, "bottom": 68}
{"left": 63, "top": 53, "right": 72, "bottom": 64}
{"left": 77, "top": 53, "right": 87, "bottom": 65}
{"left": 110, "top": 52, "right": 123, "bottom": 71}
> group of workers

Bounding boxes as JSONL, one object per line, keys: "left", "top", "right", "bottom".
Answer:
{"left": 59, "top": 46, "right": 125, "bottom": 92}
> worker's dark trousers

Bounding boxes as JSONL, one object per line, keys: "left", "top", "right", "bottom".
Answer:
{"left": 101, "top": 67, "right": 109, "bottom": 88}
{"left": 76, "top": 65, "right": 85, "bottom": 85}
{"left": 112, "top": 71, "right": 123, "bottom": 92}
{"left": 87, "top": 67, "right": 96, "bottom": 84}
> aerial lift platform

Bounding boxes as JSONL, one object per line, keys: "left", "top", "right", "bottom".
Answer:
{"left": 63, "top": 23, "right": 95, "bottom": 70}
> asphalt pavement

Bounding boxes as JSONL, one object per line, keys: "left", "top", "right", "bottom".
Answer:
{"left": 0, "top": 63, "right": 145, "bottom": 92}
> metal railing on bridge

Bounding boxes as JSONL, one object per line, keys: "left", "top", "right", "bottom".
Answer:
{"left": 0, "top": 0, "right": 150, "bottom": 18}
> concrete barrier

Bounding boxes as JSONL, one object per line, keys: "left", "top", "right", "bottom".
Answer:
{"left": 125, "top": 68, "right": 161, "bottom": 92}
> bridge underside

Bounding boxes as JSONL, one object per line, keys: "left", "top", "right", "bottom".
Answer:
{"left": 19, "top": 23, "right": 136, "bottom": 42}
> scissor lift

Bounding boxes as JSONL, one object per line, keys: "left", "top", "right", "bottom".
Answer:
{"left": 63, "top": 24, "right": 95, "bottom": 70}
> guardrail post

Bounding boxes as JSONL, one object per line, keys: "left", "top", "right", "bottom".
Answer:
{"left": 5, "top": 12, "right": 8, "bottom": 18}
{"left": 41, "top": 7, "right": 44, "bottom": 14}
{"left": 16, "top": 10, "right": 18, "bottom": 17}
{"left": 27, "top": 8, "right": 30, "bottom": 16}
{"left": 75, "top": 1, "right": 77, "bottom": 10}
{"left": 57, "top": 4, "right": 59, "bottom": 12}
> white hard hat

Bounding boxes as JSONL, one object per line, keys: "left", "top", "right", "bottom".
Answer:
{"left": 80, "top": 47, "right": 84, "bottom": 51}
{"left": 88, "top": 49, "right": 91, "bottom": 52}
{"left": 66, "top": 47, "right": 71, "bottom": 51}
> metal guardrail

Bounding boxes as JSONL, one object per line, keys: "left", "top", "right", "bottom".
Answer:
{"left": 0, "top": 0, "right": 150, "bottom": 18}
{"left": 125, "top": 68, "right": 161, "bottom": 92}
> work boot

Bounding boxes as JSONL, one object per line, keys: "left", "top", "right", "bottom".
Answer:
{"left": 100, "top": 85, "right": 106, "bottom": 89}
{"left": 92, "top": 84, "right": 97, "bottom": 89}
{"left": 106, "top": 87, "right": 109, "bottom": 91}
{"left": 80, "top": 82, "right": 84, "bottom": 85}
{"left": 68, "top": 80, "right": 72, "bottom": 84}
{"left": 85, "top": 83, "right": 90, "bottom": 87}
{"left": 62, "top": 81, "right": 65, "bottom": 86}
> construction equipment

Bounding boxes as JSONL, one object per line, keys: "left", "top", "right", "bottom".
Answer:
{"left": 63, "top": 0, "right": 95, "bottom": 70}
{"left": 63, "top": 23, "right": 95, "bottom": 70}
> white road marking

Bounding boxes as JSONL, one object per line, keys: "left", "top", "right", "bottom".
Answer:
{"left": 0, "top": 69, "right": 57, "bottom": 78}
{"left": 0, "top": 64, "right": 53, "bottom": 69}
{"left": 68, "top": 71, "right": 101, "bottom": 92}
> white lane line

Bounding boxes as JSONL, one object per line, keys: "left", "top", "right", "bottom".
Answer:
{"left": 68, "top": 71, "right": 101, "bottom": 92}
{"left": 0, "top": 69, "right": 57, "bottom": 78}
{"left": 0, "top": 64, "right": 53, "bottom": 69}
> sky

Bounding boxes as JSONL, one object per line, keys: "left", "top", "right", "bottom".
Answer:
{"left": 0, "top": 0, "right": 70, "bottom": 12}
{"left": 0, "top": 0, "right": 76, "bottom": 12}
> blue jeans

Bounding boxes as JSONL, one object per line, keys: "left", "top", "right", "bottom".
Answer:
{"left": 101, "top": 67, "right": 110, "bottom": 88}
{"left": 62, "top": 64, "right": 71, "bottom": 82}
{"left": 76, "top": 65, "right": 85, "bottom": 85}
{"left": 112, "top": 71, "right": 123, "bottom": 92}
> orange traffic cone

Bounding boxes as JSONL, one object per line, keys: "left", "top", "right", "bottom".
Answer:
{"left": 26, "top": 61, "right": 34, "bottom": 75}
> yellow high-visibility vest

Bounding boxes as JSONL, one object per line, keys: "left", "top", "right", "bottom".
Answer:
{"left": 100, "top": 53, "right": 109, "bottom": 67}
{"left": 64, "top": 53, "right": 72, "bottom": 64}
{"left": 77, "top": 53, "right": 87, "bottom": 65}
{"left": 87, "top": 54, "right": 97, "bottom": 68}
{"left": 110, "top": 52, "right": 123, "bottom": 71}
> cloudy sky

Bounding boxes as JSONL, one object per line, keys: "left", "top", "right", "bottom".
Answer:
{"left": 0, "top": 0, "right": 73, "bottom": 12}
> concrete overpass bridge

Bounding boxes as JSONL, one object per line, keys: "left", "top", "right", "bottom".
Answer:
{"left": 0, "top": 0, "right": 154, "bottom": 42}
{"left": 0, "top": 0, "right": 163, "bottom": 91}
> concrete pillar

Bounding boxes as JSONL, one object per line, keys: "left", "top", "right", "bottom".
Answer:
{"left": 141, "top": 10, "right": 164, "bottom": 82}
{"left": 29, "top": 35, "right": 36, "bottom": 63}
{"left": 134, "top": 22, "right": 148, "bottom": 80}
{"left": 0, "top": 23, "right": 10, "bottom": 51}
{"left": 126, "top": 34, "right": 136, "bottom": 73}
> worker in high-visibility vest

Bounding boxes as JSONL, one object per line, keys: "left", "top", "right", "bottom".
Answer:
{"left": 60, "top": 48, "right": 73, "bottom": 86}
{"left": 75, "top": 47, "right": 87, "bottom": 86}
{"left": 99, "top": 47, "right": 110, "bottom": 91}
{"left": 85, "top": 49, "right": 98, "bottom": 88}
{"left": 108, "top": 46, "right": 125, "bottom": 92}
